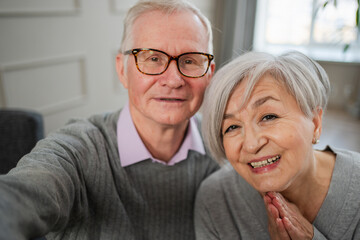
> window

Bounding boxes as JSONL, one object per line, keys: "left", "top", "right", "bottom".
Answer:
{"left": 253, "top": 0, "right": 360, "bottom": 62}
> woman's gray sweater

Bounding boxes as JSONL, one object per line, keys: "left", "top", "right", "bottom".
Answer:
{"left": 195, "top": 147, "right": 360, "bottom": 240}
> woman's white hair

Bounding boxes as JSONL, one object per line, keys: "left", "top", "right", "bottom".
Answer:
{"left": 119, "top": 0, "right": 213, "bottom": 53}
{"left": 202, "top": 51, "right": 331, "bottom": 163}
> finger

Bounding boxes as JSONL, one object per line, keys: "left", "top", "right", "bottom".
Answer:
{"left": 264, "top": 194, "right": 280, "bottom": 219}
{"left": 266, "top": 191, "right": 276, "bottom": 198}
{"left": 283, "top": 217, "right": 298, "bottom": 237}
{"left": 268, "top": 193, "right": 314, "bottom": 239}
{"left": 266, "top": 191, "right": 277, "bottom": 200}
{"left": 283, "top": 216, "right": 314, "bottom": 240}
{"left": 266, "top": 206, "right": 285, "bottom": 239}
{"left": 263, "top": 194, "right": 272, "bottom": 205}
{"left": 268, "top": 217, "right": 281, "bottom": 239}
{"left": 268, "top": 204, "right": 280, "bottom": 219}
{"left": 269, "top": 192, "right": 287, "bottom": 206}
{"left": 270, "top": 193, "right": 291, "bottom": 219}
{"left": 265, "top": 193, "right": 292, "bottom": 240}
{"left": 266, "top": 205, "right": 279, "bottom": 231}
{"left": 276, "top": 218, "right": 291, "bottom": 240}
{"left": 266, "top": 192, "right": 291, "bottom": 218}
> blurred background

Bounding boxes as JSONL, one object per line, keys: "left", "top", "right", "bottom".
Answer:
{"left": 0, "top": 0, "right": 359, "bottom": 152}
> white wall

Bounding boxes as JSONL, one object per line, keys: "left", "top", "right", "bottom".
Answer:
{"left": 0, "top": 0, "right": 218, "bottom": 135}
{"left": 319, "top": 61, "right": 360, "bottom": 115}
{"left": 3, "top": 0, "right": 355, "bottom": 138}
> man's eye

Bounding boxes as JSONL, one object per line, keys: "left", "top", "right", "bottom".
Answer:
{"left": 261, "top": 114, "right": 278, "bottom": 121}
{"left": 149, "top": 57, "right": 160, "bottom": 62}
{"left": 184, "top": 59, "right": 194, "bottom": 64}
{"left": 224, "top": 125, "right": 238, "bottom": 134}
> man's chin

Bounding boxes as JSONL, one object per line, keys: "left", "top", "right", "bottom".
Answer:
{"left": 153, "top": 113, "right": 191, "bottom": 127}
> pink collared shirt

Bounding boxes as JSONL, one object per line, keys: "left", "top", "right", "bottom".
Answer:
{"left": 117, "top": 103, "right": 206, "bottom": 167}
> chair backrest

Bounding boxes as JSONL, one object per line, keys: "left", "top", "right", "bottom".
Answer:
{"left": 0, "top": 109, "right": 44, "bottom": 174}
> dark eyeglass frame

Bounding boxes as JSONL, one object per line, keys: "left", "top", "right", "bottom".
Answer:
{"left": 124, "top": 48, "right": 214, "bottom": 78}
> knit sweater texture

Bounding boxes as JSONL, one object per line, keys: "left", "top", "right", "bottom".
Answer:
{"left": 195, "top": 147, "right": 360, "bottom": 240}
{"left": 0, "top": 110, "right": 219, "bottom": 240}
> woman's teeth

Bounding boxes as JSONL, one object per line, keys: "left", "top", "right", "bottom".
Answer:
{"left": 249, "top": 155, "right": 280, "bottom": 168}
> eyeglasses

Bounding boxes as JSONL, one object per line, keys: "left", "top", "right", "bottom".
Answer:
{"left": 124, "top": 48, "right": 214, "bottom": 78}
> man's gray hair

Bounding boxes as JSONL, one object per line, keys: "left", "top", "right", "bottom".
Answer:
{"left": 119, "top": 0, "right": 213, "bottom": 53}
{"left": 202, "top": 51, "right": 331, "bottom": 163}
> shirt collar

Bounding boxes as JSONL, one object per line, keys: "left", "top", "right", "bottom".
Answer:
{"left": 117, "top": 103, "right": 205, "bottom": 167}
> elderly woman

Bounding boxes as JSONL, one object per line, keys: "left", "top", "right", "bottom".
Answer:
{"left": 195, "top": 51, "right": 360, "bottom": 239}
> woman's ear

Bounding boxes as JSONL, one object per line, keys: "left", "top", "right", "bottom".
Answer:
{"left": 312, "top": 108, "right": 323, "bottom": 143}
{"left": 116, "top": 53, "right": 129, "bottom": 89}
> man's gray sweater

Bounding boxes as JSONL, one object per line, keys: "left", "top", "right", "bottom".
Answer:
{"left": 0, "top": 110, "right": 219, "bottom": 240}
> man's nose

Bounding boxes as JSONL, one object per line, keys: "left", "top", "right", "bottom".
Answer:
{"left": 158, "top": 60, "right": 185, "bottom": 88}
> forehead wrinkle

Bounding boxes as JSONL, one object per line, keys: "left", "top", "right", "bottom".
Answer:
{"left": 132, "top": 10, "right": 208, "bottom": 54}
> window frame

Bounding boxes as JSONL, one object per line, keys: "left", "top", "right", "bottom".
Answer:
{"left": 253, "top": 0, "right": 360, "bottom": 63}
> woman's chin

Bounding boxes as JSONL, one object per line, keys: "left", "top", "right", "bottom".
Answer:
{"left": 253, "top": 183, "right": 285, "bottom": 194}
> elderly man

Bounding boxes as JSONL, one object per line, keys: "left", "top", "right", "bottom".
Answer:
{"left": 0, "top": 0, "right": 218, "bottom": 239}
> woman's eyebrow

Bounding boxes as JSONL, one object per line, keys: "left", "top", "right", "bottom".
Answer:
{"left": 223, "top": 96, "right": 279, "bottom": 120}
{"left": 252, "top": 96, "right": 279, "bottom": 109}
{"left": 223, "top": 113, "right": 234, "bottom": 120}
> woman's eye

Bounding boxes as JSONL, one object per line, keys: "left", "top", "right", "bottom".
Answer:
{"left": 261, "top": 114, "right": 278, "bottom": 121}
{"left": 224, "top": 125, "right": 238, "bottom": 134}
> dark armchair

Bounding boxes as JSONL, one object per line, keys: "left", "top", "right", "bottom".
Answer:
{"left": 0, "top": 109, "right": 44, "bottom": 174}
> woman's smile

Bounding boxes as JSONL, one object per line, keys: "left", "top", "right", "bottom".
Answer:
{"left": 248, "top": 155, "right": 281, "bottom": 169}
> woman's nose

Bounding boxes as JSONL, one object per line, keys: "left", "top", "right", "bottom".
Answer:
{"left": 242, "top": 125, "right": 267, "bottom": 154}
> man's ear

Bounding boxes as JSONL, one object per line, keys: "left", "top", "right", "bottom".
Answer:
{"left": 312, "top": 108, "right": 323, "bottom": 142}
{"left": 206, "top": 61, "right": 216, "bottom": 85}
{"left": 116, "top": 53, "right": 129, "bottom": 89}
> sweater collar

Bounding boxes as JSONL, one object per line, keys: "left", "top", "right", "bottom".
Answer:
{"left": 117, "top": 103, "right": 205, "bottom": 167}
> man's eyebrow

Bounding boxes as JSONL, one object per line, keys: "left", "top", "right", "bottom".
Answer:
{"left": 252, "top": 96, "right": 279, "bottom": 109}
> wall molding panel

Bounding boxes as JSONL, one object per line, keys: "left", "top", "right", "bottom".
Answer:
{"left": 0, "top": 0, "right": 81, "bottom": 17}
{"left": 0, "top": 54, "right": 88, "bottom": 116}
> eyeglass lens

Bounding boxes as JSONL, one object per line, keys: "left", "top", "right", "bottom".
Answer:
{"left": 135, "top": 49, "right": 210, "bottom": 77}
